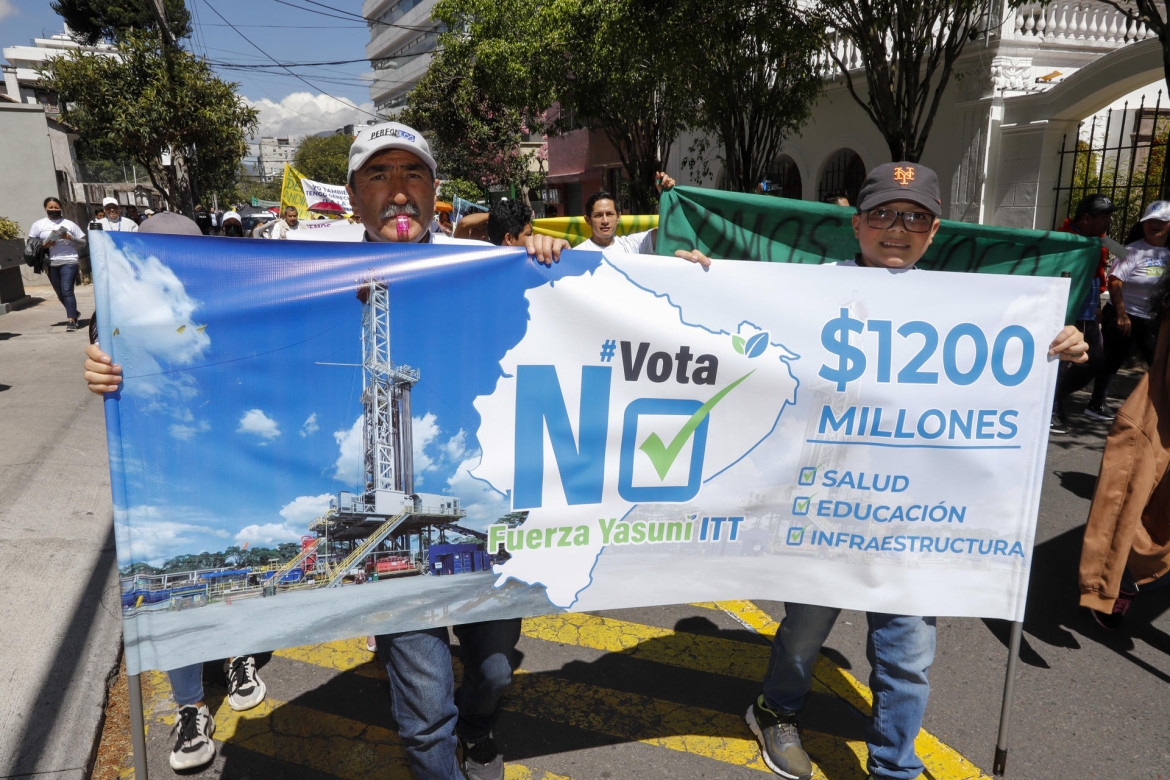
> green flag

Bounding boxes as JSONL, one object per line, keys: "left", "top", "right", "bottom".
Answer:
{"left": 657, "top": 187, "right": 1100, "bottom": 323}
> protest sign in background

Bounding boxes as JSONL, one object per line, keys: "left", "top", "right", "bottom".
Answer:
{"left": 533, "top": 215, "right": 658, "bottom": 246}
{"left": 657, "top": 187, "right": 1099, "bottom": 322}
{"left": 92, "top": 234, "right": 1065, "bottom": 674}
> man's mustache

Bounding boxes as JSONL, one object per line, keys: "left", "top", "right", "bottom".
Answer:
{"left": 380, "top": 202, "right": 421, "bottom": 221}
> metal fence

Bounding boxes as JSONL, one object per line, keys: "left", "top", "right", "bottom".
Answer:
{"left": 1052, "top": 90, "right": 1170, "bottom": 241}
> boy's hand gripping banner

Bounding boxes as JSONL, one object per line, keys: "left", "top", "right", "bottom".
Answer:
{"left": 92, "top": 233, "right": 1066, "bottom": 674}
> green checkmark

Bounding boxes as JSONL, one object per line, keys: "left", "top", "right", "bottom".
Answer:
{"left": 794, "top": 497, "right": 810, "bottom": 512}
{"left": 638, "top": 370, "right": 755, "bottom": 480}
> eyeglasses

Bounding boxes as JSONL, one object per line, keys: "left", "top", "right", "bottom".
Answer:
{"left": 864, "top": 208, "right": 935, "bottom": 233}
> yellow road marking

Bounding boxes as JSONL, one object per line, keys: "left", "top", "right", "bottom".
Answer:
{"left": 138, "top": 667, "right": 570, "bottom": 780}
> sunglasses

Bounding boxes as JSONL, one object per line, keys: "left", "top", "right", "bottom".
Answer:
{"left": 864, "top": 208, "right": 936, "bottom": 233}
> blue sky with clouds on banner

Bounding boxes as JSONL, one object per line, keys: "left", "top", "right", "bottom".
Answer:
{"left": 98, "top": 233, "right": 559, "bottom": 566}
{"left": 1, "top": 0, "right": 383, "bottom": 144}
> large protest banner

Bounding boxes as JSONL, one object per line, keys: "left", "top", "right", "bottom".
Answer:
{"left": 658, "top": 187, "right": 1100, "bottom": 322}
{"left": 533, "top": 214, "right": 658, "bottom": 246}
{"left": 92, "top": 233, "right": 1066, "bottom": 674}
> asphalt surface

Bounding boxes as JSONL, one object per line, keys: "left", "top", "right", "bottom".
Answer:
{"left": 3, "top": 278, "right": 1168, "bottom": 779}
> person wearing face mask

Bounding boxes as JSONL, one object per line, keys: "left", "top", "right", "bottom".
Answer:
{"left": 29, "top": 197, "right": 87, "bottom": 331}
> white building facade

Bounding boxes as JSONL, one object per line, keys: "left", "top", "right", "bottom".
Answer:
{"left": 663, "top": 1, "right": 1169, "bottom": 232}
{"left": 257, "top": 136, "right": 301, "bottom": 181}
{"left": 364, "top": 0, "right": 443, "bottom": 116}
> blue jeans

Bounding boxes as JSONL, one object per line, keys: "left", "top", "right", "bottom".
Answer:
{"left": 168, "top": 663, "right": 204, "bottom": 707}
{"left": 377, "top": 619, "right": 520, "bottom": 780}
{"left": 47, "top": 262, "right": 79, "bottom": 320}
{"left": 761, "top": 603, "right": 936, "bottom": 780}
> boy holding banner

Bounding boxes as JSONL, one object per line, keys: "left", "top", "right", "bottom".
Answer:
{"left": 736, "top": 162, "right": 1089, "bottom": 780}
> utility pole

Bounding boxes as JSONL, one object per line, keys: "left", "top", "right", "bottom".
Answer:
{"left": 146, "top": 0, "right": 197, "bottom": 217}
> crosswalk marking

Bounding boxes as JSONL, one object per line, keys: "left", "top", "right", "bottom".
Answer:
{"left": 134, "top": 602, "right": 989, "bottom": 779}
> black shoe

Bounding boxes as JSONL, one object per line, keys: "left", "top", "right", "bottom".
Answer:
{"left": 745, "top": 696, "right": 813, "bottom": 779}
{"left": 459, "top": 734, "right": 503, "bottom": 780}
{"left": 65, "top": 319, "right": 78, "bottom": 332}
{"left": 1091, "top": 589, "right": 1136, "bottom": 631}
{"left": 1049, "top": 414, "right": 1068, "bottom": 434}
{"left": 1083, "top": 403, "right": 1115, "bottom": 422}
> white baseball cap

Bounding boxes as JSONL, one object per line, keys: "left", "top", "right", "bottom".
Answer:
{"left": 1140, "top": 200, "right": 1170, "bottom": 222}
{"left": 347, "top": 121, "right": 436, "bottom": 180}
{"left": 102, "top": 197, "right": 119, "bottom": 208}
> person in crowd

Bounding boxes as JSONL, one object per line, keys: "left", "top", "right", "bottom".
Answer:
{"left": 257, "top": 205, "right": 302, "bottom": 239}
{"left": 194, "top": 205, "right": 212, "bottom": 235}
{"left": 89, "top": 121, "right": 566, "bottom": 780}
{"left": 221, "top": 210, "right": 244, "bottom": 238}
{"left": 126, "top": 204, "right": 142, "bottom": 224}
{"left": 487, "top": 198, "right": 534, "bottom": 247}
{"left": 97, "top": 197, "right": 139, "bottom": 233}
{"left": 82, "top": 212, "right": 268, "bottom": 773}
{"left": 822, "top": 193, "right": 850, "bottom": 207}
{"left": 1081, "top": 200, "right": 1170, "bottom": 422}
{"left": 437, "top": 210, "right": 454, "bottom": 236}
{"left": 1053, "top": 193, "right": 1119, "bottom": 430}
{"left": 29, "top": 196, "right": 87, "bottom": 331}
{"left": 685, "top": 162, "right": 1088, "bottom": 780}
{"left": 1079, "top": 269, "right": 1170, "bottom": 630}
{"left": 575, "top": 174, "right": 675, "bottom": 253}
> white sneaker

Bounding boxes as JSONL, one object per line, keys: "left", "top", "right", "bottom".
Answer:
{"left": 224, "top": 656, "right": 266, "bottom": 712}
{"left": 169, "top": 704, "right": 216, "bottom": 771}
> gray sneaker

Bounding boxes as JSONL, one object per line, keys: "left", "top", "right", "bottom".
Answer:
{"left": 745, "top": 696, "right": 813, "bottom": 780}
{"left": 169, "top": 703, "right": 216, "bottom": 771}
{"left": 459, "top": 734, "right": 503, "bottom": 780}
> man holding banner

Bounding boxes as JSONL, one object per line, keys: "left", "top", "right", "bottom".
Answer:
{"left": 738, "top": 163, "right": 1089, "bottom": 780}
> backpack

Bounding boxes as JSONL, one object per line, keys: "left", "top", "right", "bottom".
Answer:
{"left": 22, "top": 237, "right": 48, "bottom": 274}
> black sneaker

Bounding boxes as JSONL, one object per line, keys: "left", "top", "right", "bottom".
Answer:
{"left": 459, "top": 734, "right": 503, "bottom": 780}
{"left": 169, "top": 703, "right": 216, "bottom": 771}
{"left": 1049, "top": 414, "right": 1068, "bottom": 434}
{"left": 1091, "top": 589, "right": 1136, "bottom": 631}
{"left": 65, "top": 320, "right": 78, "bottom": 332}
{"left": 1083, "top": 403, "right": 1115, "bottom": 422}
{"left": 745, "top": 696, "right": 813, "bottom": 779}
{"left": 224, "top": 655, "right": 266, "bottom": 712}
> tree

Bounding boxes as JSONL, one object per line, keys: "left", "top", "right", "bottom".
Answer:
{"left": 41, "top": 32, "right": 258, "bottom": 216}
{"left": 51, "top": 0, "right": 191, "bottom": 44}
{"left": 438, "top": 178, "right": 485, "bottom": 204}
{"left": 558, "top": 0, "right": 696, "bottom": 211}
{"left": 417, "top": 0, "right": 695, "bottom": 213}
{"left": 402, "top": 29, "right": 547, "bottom": 200}
{"left": 815, "top": 0, "right": 986, "bottom": 162}
{"left": 237, "top": 173, "right": 284, "bottom": 205}
{"left": 680, "top": 0, "right": 824, "bottom": 193}
{"left": 294, "top": 133, "right": 353, "bottom": 185}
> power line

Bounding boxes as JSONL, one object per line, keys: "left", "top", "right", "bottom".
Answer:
{"left": 200, "top": 0, "right": 383, "bottom": 121}
{"left": 268, "top": 0, "right": 438, "bottom": 33}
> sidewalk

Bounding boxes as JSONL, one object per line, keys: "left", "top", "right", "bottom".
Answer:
{"left": 0, "top": 282, "right": 124, "bottom": 779}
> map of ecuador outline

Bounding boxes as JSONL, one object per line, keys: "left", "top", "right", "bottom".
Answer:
{"left": 472, "top": 256, "right": 800, "bottom": 608}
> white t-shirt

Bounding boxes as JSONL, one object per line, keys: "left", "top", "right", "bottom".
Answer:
{"left": 29, "top": 217, "right": 86, "bottom": 266}
{"left": 1111, "top": 238, "right": 1169, "bottom": 319}
{"left": 97, "top": 216, "right": 138, "bottom": 233}
{"left": 575, "top": 229, "right": 655, "bottom": 254}
{"left": 266, "top": 219, "right": 301, "bottom": 239}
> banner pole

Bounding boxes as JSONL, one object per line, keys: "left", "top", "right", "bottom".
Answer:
{"left": 128, "top": 672, "right": 150, "bottom": 779}
{"left": 993, "top": 620, "right": 1024, "bottom": 776}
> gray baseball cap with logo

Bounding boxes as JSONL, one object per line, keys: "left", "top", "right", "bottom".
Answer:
{"left": 857, "top": 162, "right": 942, "bottom": 216}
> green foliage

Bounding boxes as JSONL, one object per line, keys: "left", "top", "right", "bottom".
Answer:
{"left": 41, "top": 32, "right": 258, "bottom": 216}
{"left": 237, "top": 173, "right": 284, "bottom": 206}
{"left": 1066, "top": 129, "right": 1170, "bottom": 244}
{"left": 0, "top": 217, "right": 20, "bottom": 240}
{"left": 438, "top": 178, "right": 485, "bottom": 204}
{"left": 294, "top": 133, "right": 353, "bottom": 185}
{"left": 678, "top": 0, "right": 824, "bottom": 193}
{"left": 402, "top": 21, "right": 548, "bottom": 199}
{"left": 51, "top": 0, "right": 191, "bottom": 44}
{"left": 815, "top": 0, "right": 986, "bottom": 162}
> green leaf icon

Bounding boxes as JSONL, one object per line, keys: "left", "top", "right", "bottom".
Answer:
{"left": 732, "top": 335, "right": 745, "bottom": 354}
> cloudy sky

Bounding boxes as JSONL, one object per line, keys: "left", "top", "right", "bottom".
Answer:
{"left": 95, "top": 233, "right": 563, "bottom": 566}
{"left": 2, "top": 0, "right": 380, "bottom": 142}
